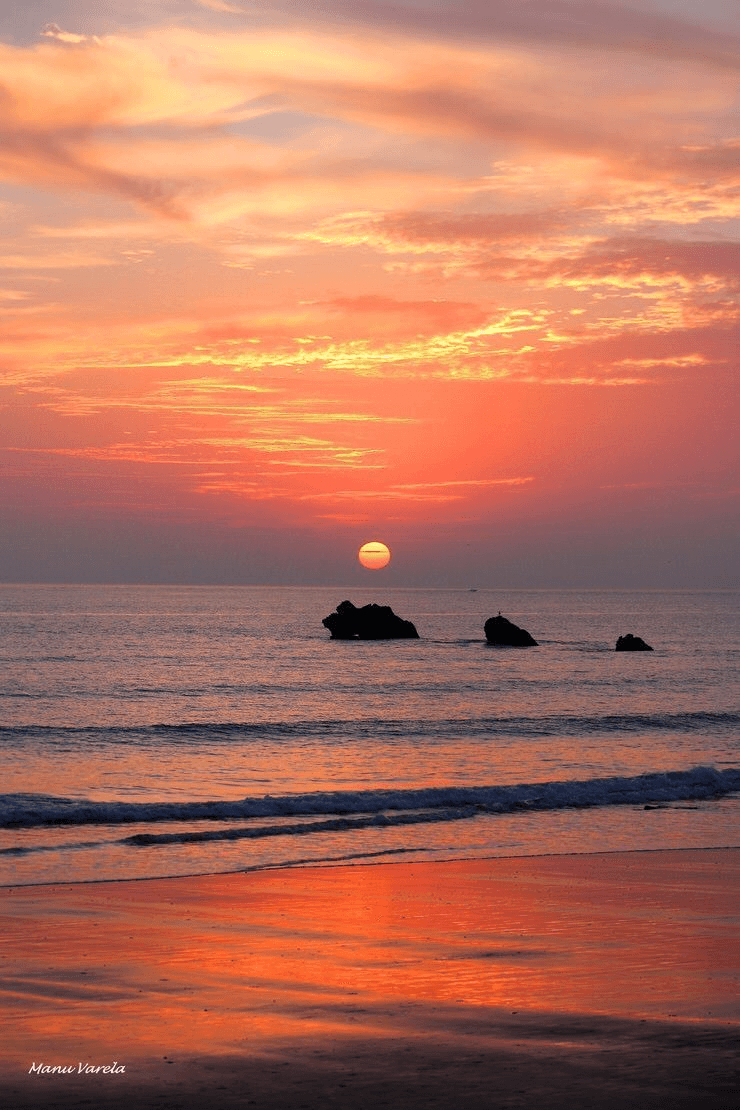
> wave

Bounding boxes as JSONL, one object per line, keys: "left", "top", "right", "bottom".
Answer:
{"left": 1, "top": 710, "right": 738, "bottom": 746}
{"left": 2, "top": 768, "right": 738, "bottom": 840}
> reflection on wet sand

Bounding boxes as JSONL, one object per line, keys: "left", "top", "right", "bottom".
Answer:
{"left": 1, "top": 849, "right": 738, "bottom": 1108}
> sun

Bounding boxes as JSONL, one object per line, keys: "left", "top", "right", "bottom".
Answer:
{"left": 358, "top": 540, "right": 391, "bottom": 570}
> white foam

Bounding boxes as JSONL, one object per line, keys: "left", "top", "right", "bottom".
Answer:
{"left": 2, "top": 766, "right": 738, "bottom": 834}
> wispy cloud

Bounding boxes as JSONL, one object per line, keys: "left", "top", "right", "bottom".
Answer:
{"left": 302, "top": 476, "right": 534, "bottom": 503}
{"left": 0, "top": 2, "right": 736, "bottom": 582}
{"left": 261, "top": 0, "right": 740, "bottom": 70}
{"left": 0, "top": 22, "right": 735, "bottom": 227}
{"left": 0, "top": 252, "right": 115, "bottom": 269}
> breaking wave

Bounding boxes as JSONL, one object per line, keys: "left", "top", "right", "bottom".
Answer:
{"left": 2, "top": 768, "right": 738, "bottom": 850}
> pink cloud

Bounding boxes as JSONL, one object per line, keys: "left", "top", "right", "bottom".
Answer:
{"left": 543, "top": 237, "right": 740, "bottom": 283}
{"left": 261, "top": 0, "right": 740, "bottom": 70}
{"left": 0, "top": 22, "right": 734, "bottom": 233}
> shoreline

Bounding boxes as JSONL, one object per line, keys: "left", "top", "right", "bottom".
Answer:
{"left": 2, "top": 847, "right": 738, "bottom": 1108}
{"left": 3, "top": 839, "right": 740, "bottom": 891}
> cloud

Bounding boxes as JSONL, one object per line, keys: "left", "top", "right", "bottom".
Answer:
{"left": 41, "top": 24, "right": 96, "bottom": 46}
{"left": 0, "top": 21, "right": 735, "bottom": 230}
{"left": 0, "top": 12, "right": 735, "bottom": 397}
{"left": 258, "top": 0, "right": 740, "bottom": 70}
{"left": 426, "top": 233, "right": 740, "bottom": 300}
{"left": 301, "top": 209, "right": 569, "bottom": 257}
{"left": 540, "top": 237, "right": 740, "bottom": 287}
{"left": 315, "top": 295, "right": 490, "bottom": 333}
{"left": 523, "top": 235, "right": 740, "bottom": 304}
{"left": 394, "top": 477, "right": 533, "bottom": 489}
{"left": 379, "top": 209, "right": 566, "bottom": 244}
{"left": 0, "top": 252, "right": 115, "bottom": 269}
{"left": 300, "top": 475, "right": 535, "bottom": 503}
{"left": 194, "top": 0, "right": 243, "bottom": 12}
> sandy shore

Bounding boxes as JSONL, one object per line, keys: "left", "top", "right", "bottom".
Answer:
{"left": 1, "top": 848, "right": 738, "bottom": 1109}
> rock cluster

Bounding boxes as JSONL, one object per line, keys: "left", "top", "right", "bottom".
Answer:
{"left": 321, "top": 602, "right": 654, "bottom": 652}
{"left": 483, "top": 613, "right": 538, "bottom": 647}
{"left": 615, "top": 634, "right": 653, "bottom": 652}
{"left": 322, "top": 600, "right": 419, "bottom": 640}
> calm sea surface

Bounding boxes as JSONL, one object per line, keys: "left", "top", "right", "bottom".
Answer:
{"left": 0, "top": 585, "right": 738, "bottom": 885}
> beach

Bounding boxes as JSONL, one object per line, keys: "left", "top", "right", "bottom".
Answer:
{"left": 2, "top": 848, "right": 738, "bottom": 1109}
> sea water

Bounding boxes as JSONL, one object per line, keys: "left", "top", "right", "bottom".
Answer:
{"left": 0, "top": 584, "right": 738, "bottom": 886}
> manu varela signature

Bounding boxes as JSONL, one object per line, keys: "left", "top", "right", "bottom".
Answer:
{"left": 29, "top": 1061, "right": 126, "bottom": 1075}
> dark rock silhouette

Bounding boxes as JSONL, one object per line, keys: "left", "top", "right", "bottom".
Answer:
{"left": 484, "top": 613, "right": 538, "bottom": 647}
{"left": 322, "top": 600, "right": 419, "bottom": 640}
{"left": 615, "top": 634, "right": 653, "bottom": 651}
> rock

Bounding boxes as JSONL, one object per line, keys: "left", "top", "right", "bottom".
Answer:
{"left": 484, "top": 613, "right": 538, "bottom": 647}
{"left": 322, "top": 600, "right": 419, "bottom": 640}
{"left": 615, "top": 634, "right": 653, "bottom": 651}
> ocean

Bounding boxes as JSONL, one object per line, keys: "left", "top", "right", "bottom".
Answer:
{"left": 1, "top": 584, "right": 738, "bottom": 886}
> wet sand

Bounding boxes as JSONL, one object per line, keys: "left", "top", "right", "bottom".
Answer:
{"left": 1, "top": 848, "right": 738, "bottom": 1109}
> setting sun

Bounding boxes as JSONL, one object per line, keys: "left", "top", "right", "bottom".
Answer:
{"left": 358, "top": 541, "right": 391, "bottom": 570}
{"left": 0, "top": 4, "right": 737, "bottom": 1105}
{"left": 0, "top": 0, "right": 735, "bottom": 590}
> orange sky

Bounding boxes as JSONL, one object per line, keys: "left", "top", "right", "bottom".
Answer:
{"left": 0, "top": 1, "right": 737, "bottom": 585}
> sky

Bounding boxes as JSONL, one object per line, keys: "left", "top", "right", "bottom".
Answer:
{"left": 0, "top": 0, "right": 737, "bottom": 587}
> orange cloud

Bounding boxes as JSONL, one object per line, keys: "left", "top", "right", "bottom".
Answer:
{"left": 272, "top": 0, "right": 740, "bottom": 71}
{"left": 0, "top": 5, "right": 737, "bottom": 583}
{"left": 0, "top": 23, "right": 735, "bottom": 229}
{"left": 301, "top": 475, "right": 534, "bottom": 504}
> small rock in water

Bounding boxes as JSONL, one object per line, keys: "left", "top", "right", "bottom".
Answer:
{"left": 322, "top": 600, "right": 419, "bottom": 640}
{"left": 615, "top": 634, "right": 653, "bottom": 651}
{"left": 484, "top": 613, "right": 538, "bottom": 647}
